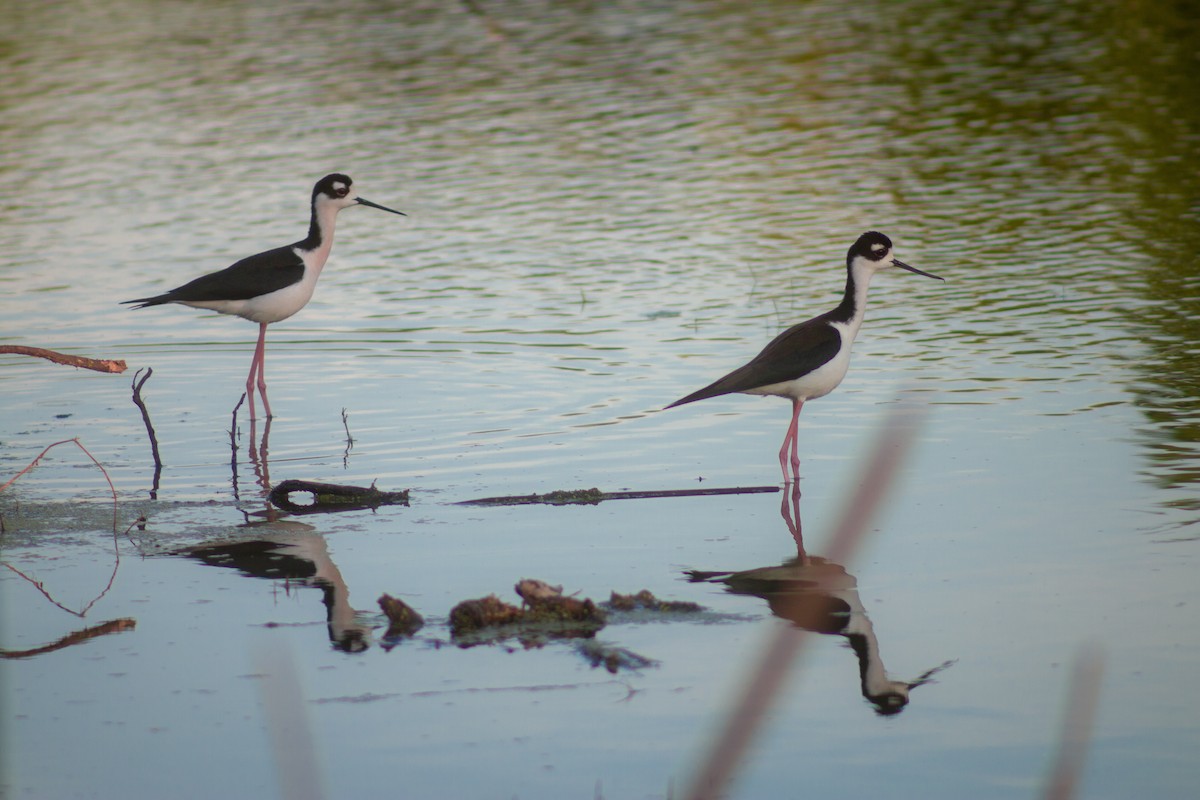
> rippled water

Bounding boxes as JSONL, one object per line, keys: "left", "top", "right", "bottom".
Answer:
{"left": 2, "top": 1, "right": 1199, "bottom": 798}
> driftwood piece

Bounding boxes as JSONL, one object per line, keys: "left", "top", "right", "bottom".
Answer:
{"left": 268, "top": 479, "right": 410, "bottom": 515}
{"left": 0, "top": 345, "right": 126, "bottom": 373}
{"left": 457, "top": 485, "right": 779, "bottom": 507}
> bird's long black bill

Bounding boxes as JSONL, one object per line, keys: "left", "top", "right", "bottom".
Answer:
{"left": 357, "top": 197, "right": 406, "bottom": 216}
{"left": 895, "top": 259, "right": 943, "bottom": 281}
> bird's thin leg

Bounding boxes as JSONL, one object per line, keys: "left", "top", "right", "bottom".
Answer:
{"left": 776, "top": 398, "right": 803, "bottom": 484}
{"left": 245, "top": 350, "right": 260, "bottom": 421}
{"left": 255, "top": 323, "right": 272, "bottom": 419}
{"left": 777, "top": 430, "right": 791, "bottom": 485}
{"left": 244, "top": 323, "right": 269, "bottom": 421}
{"left": 790, "top": 399, "right": 804, "bottom": 478}
{"left": 778, "top": 398, "right": 802, "bottom": 485}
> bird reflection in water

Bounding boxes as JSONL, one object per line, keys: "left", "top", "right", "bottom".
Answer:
{"left": 177, "top": 524, "right": 372, "bottom": 654}
{"left": 226, "top": 403, "right": 274, "bottom": 500}
{"left": 689, "top": 491, "right": 953, "bottom": 715}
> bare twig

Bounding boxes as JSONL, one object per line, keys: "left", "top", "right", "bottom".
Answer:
{"left": 0, "top": 438, "right": 117, "bottom": 500}
{"left": 231, "top": 392, "right": 246, "bottom": 431}
{"left": 0, "top": 344, "right": 126, "bottom": 373}
{"left": 341, "top": 408, "right": 354, "bottom": 468}
{"left": 131, "top": 368, "right": 163, "bottom": 497}
{"left": 1, "top": 438, "right": 125, "bottom": 616}
{"left": 229, "top": 394, "right": 245, "bottom": 499}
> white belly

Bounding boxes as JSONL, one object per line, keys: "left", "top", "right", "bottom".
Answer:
{"left": 182, "top": 269, "right": 321, "bottom": 324}
{"left": 744, "top": 324, "right": 856, "bottom": 402}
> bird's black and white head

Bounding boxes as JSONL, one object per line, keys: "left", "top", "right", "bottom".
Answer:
{"left": 847, "top": 231, "right": 941, "bottom": 281}
{"left": 311, "top": 173, "right": 405, "bottom": 217}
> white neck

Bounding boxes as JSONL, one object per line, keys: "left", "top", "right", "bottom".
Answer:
{"left": 304, "top": 199, "right": 342, "bottom": 274}
{"left": 836, "top": 260, "right": 878, "bottom": 342}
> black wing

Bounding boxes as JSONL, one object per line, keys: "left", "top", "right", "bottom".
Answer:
{"left": 122, "top": 245, "right": 305, "bottom": 308}
{"left": 667, "top": 319, "right": 842, "bottom": 408}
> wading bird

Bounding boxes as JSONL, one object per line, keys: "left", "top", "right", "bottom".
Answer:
{"left": 666, "top": 231, "right": 942, "bottom": 482}
{"left": 123, "top": 174, "right": 404, "bottom": 420}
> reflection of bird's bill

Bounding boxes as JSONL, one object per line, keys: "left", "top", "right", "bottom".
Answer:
{"left": 906, "top": 658, "right": 958, "bottom": 689}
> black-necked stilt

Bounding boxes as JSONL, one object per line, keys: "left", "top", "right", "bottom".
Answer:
{"left": 666, "top": 231, "right": 942, "bottom": 482}
{"left": 123, "top": 174, "right": 404, "bottom": 420}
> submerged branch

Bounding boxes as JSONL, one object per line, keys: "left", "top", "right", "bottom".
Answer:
{"left": 457, "top": 485, "right": 779, "bottom": 507}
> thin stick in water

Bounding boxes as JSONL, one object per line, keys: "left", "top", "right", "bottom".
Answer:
{"left": 131, "top": 368, "right": 163, "bottom": 497}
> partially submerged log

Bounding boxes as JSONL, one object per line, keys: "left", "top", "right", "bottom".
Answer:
{"left": 457, "top": 485, "right": 779, "bottom": 507}
{"left": 268, "top": 479, "right": 410, "bottom": 515}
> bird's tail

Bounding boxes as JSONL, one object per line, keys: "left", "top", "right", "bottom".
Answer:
{"left": 664, "top": 382, "right": 731, "bottom": 410}
{"left": 120, "top": 296, "right": 170, "bottom": 309}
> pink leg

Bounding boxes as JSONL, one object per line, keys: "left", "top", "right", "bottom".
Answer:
{"left": 776, "top": 398, "right": 804, "bottom": 484}
{"left": 245, "top": 323, "right": 271, "bottom": 420}
{"left": 790, "top": 399, "right": 803, "bottom": 476}
{"left": 245, "top": 350, "right": 260, "bottom": 421}
{"left": 255, "top": 323, "right": 272, "bottom": 419}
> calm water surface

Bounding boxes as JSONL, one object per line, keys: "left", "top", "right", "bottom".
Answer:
{"left": 2, "top": 1, "right": 1199, "bottom": 798}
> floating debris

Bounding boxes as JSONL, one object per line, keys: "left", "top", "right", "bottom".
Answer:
{"left": 514, "top": 578, "right": 563, "bottom": 604}
{"left": 449, "top": 581, "right": 608, "bottom": 648}
{"left": 606, "top": 590, "right": 703, "bottom": 614}
{"left": 269, "top": 479, "right": 409, "bottom": 515}
{"left": 377, "top": 594, "right": 424, "bottom": 640}
{"left": 449, "top": 594, "right": 525, "bottom": 635}
{"left": 525, "top": 594, "right": 605, "bottom": 625}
